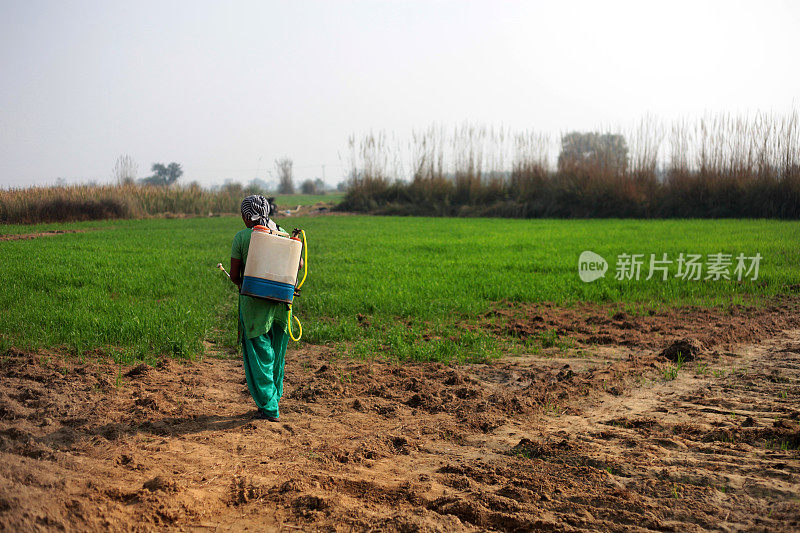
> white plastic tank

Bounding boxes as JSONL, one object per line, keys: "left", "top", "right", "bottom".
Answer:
{"left": 240, "top": 225, "right": 303, "bottom": 303}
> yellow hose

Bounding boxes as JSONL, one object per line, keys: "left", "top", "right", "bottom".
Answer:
{"left": 288, "top": 306, "right": 303, "bottom": 341}
{"left": 288, "top": 230, "right": 307, "bottom": 342}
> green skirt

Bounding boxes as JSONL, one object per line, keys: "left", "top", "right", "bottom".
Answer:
{"left": 240, "top": 309, "right": 289, "bottom": 418}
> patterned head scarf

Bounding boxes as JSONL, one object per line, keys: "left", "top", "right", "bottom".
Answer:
{"left": 240, "top": 195, "right": 270, "bottom": 226}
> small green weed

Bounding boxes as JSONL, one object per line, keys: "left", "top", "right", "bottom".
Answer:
{"left": 539, "top": 329, "right": 559, "bottom": 348}
{"left": 663, "top": 353, "right": 685, "bottom": 381}
{"left": 536, "top": 329, "right": 574, "bottom": 350}
{"left": 514, "top": 448, "right": 536, "bottom": 459}
{"left": 767, "top": 437, "right": 800, "bottom": 451}
{"left": 543, "top": 401, "right": 562, "bottom": 416}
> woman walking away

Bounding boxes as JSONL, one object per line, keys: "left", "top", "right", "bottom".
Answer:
{"left": 229, "top": 195, "right": 295, "bottom": 422}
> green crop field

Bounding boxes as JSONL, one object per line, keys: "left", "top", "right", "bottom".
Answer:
{"left": 272, "top": 193, "right": 343, "bottom": 209}
{"left": 1, "top": 216, "right": 798, "bottom": 364}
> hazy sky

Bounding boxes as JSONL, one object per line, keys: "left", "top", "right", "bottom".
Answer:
{"left": 1, "top": 0, "right": 798, "bottom": 188}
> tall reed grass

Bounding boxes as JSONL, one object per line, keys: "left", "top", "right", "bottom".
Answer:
{"left": 2, "top": 182, "right": 259, "bottom": 224}
{"left": 339, "top": 112, "right": 800, "bottom": 218}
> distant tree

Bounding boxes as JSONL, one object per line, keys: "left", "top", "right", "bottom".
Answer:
{"left": 245, "top": 178, "right": 270, "bottom": 195}
{"left": 113, "top": 155, "right": 138, "bottom": 185}
{"left": 300, "top": 179, "right": 316, "bottom": 194}
{"left": 299, "top": 178, "right": 327, "bottom": 195}
{"left": 275, "top": 157, "right": 294, "bottom": 194}
{"left": 142, "top": 162, "right": 183, "bottom": 186}
{"left": 557, "top": 132, "right": 628, "bottom": 175}
{"left": 336, "top": 180, "right": 348, "bottom": 192}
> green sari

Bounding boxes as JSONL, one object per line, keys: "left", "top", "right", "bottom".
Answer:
{"left": 239, "top": 299, "right": 289, "bottom": 418}
{"left": 232, "top": 227, "right": 291, "bottom": 418}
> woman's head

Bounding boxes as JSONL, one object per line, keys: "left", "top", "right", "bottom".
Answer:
{"left": 240, "top": 195, "right": 270, "bottom": 228}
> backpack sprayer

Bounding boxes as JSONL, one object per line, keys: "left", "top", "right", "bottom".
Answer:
{"left": 218, "top": 226, "right": 308, "bottom": 341}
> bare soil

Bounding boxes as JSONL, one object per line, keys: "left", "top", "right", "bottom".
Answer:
{"left": 484, "top": 298, "right": 800, "bottom": 350}
{"left": 0, "top": 230, "right": 88, "bottom": 241}
{"left": 1, "top": 303, "right": 799, "bottom": 532}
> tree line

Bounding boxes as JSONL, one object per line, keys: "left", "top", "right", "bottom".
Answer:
{"left": 112, "top": 155, "right": 330, "bottom": 195}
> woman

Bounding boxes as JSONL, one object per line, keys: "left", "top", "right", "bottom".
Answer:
{"left": 229, "top": 195, "right": 293, "bottom": 421}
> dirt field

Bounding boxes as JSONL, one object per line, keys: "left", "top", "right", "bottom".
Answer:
{"left": 2, "top": 302, "right": 799, "bottom": 532}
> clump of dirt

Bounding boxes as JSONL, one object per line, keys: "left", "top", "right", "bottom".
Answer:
{"left": 508, "top": 437, "right": 548, "bottom": 458}
{"left": 143, "top": 476, "right": 178, "bottom": 493}
{"left": 660, "top": 338, "right": 705, "bottom": 362}
{"left": 125, "top": 363, "right": 150, "bottom": 377}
